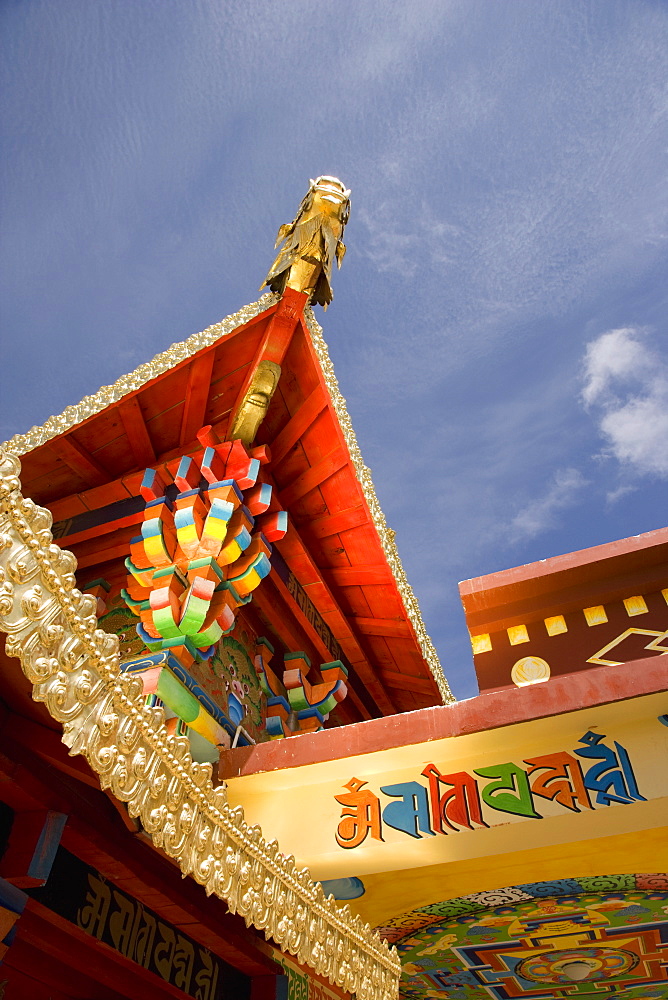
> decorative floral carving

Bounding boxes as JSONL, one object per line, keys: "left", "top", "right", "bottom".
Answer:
{"left": 0, "top": 449, "right": 400, "bottom": 1000}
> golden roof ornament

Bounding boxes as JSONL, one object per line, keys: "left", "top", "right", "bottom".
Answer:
{"left": 262, "top": 176, "right": 351, "bottom": 308}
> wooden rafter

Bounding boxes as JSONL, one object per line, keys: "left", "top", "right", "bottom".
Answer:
{"left": 118, "top": 396, "right": 156, "bottom": 468}
{"left": 269, "top": 386, "right": 327, "bottom": 467}
{"left": 179, "top": 351, "right": 216, "bottom": 447}
{"left": 327, "top": 565, "right": 390, "bottom": 587}
{"left": 351, "top": 617, "right": 412, "bottom": 638}
{"left": 382, "top": 670, "right": 437, "bottom": 696}
{"left": 54, "top": 435, "right": 108, "bottom": 486}
{"left": 279, "top": 449, "right": 348, "bottom": 507}
{"left": 304, "top": 505, "right": 368, "bottom": 539}
{"left": 228, "top": 290, "right": 305, "bottom": 437}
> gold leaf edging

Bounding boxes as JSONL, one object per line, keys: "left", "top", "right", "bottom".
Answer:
{"left": 303, "top": 309, "right": 454, "bottom": 705}
{"left": 0, "top": 449, "right": 401, "bottom": 1000}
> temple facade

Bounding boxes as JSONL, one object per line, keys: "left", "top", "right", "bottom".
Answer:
{"left": 0, "top": 178, "right": 666, "bottom": 1000}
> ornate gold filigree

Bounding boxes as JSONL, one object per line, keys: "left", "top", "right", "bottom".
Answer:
{"left": 2, "top": 295, "right": 279, "bottom": 457}
{"left": 0, "top": 450, "right": 401, "bottom": 1000}
{"left": 302, "top": 309, "right": 454, "bottom": 705}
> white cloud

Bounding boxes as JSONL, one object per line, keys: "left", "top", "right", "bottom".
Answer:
{"left": 581, "top": 327, "right": 668, "bottom": 478}
{"left": 357, "top": 202, "right": 460, "bottom": 277}
{"left": 581, "top": 327, "right": 654, "bottom": 406}
{"left": 509, "top": 468, "right": 587, "bottom": 541}
{"left": 605, "top": 484, "right": 636, "bottom": 506}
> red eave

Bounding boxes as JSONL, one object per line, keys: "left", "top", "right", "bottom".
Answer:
{"left": 459, "top": 526, "right": 668, "bottom": 633}
{"left": 218, "top": 653, "right": 667, "bottom": 777}
{"left": 10, "top": 301, "right": 444, "bottom": 721}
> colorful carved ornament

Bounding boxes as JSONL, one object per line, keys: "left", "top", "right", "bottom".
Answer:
{"left": 255, "top": 638, "right": 348, "bottom": 738}
{"left": 122, "top": 436, "right": 287, "bottom": 661}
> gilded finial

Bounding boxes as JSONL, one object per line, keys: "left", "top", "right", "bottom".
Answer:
{"left": 262, "top": 176, "right": 351, "bottom": 308}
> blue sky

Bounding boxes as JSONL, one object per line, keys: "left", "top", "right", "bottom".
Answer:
{"left": 2, "top": 0, "right": 667, "bottom": 699}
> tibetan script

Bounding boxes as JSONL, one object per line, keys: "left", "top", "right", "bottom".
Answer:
{"left": 335, "top": 731, "right": 645, "bottom": 849}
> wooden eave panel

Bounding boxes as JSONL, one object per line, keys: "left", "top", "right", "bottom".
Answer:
{"left": 317, "top": 464, "right": 365, "bottom": 527}
{"left": 312, "top": 530, "right": 356, "bottom": 569}
{"left": 295, "top": 404, "right": 339, "bottom": 465}
{"left": 131, "top": 365, "right": 191, "bottom": 425}
{"left": 118, "top": 396, "right": 157, "bottom": 468}
{"left": 205, "top": 328, "right": 270, "bottom": 434}
{"left": 280, "top": 325, "right": 322, "bottom": 407}
{"left": 92, "top": 431, "right": 146, "bottom": 480}
{"left": 459, "top": 527, "right": 668, "bottom": 627}
{"left": 302, "top": 504, "right": 368, "bottom": 539}
{"left": 269, "top": 387, "right": 326, "bottom": 467}
{"left": 67, "top": 407, "right": 125, "bottom": 458}
{"left": 144, "top": 399, "right": 186, "bottom": 458}
{"left": 23, "top": 459, "right": 89, "bottom": 505}
{"left": 180, "top": 351, "right": 216, "bottom": 445}
{"left": 206, "top": 364, "right": 254, "bottom": 429}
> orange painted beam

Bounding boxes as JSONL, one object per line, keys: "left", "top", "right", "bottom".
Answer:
{"left": 54, "top": 435, "right": 108, "bottom": 486}
{"left": 304, "top": 505, "right": 368, "bottom": 539}
{"left": 350, "top": 617, "right": 412, "bottom": 638}
{"left": 118, "top": 396, "right": 156, "bottom": 467}
{"left": 269, "top": 386, "right": 327, "bottom": 467}
{"left": 53, "top": 510, "right": 143, "bottom": 548}
{"left": 71, "top": 532, "right": 134, "bottom": 570}
{"left": 228, "top": 289, "right": 306, "bottom": 435}
{"left": 279, "top": 449, "right": 348, "bottom": 507}
{"left": 180, "top": 351, "right": 216, "bottom": 446}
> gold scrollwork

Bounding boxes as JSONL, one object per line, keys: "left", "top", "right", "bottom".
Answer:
{"left": 0, "top": 448, "right": 400, "bottom": 1000}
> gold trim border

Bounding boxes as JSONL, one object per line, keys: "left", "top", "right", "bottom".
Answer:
{"left": 303, "top": 308, "right": 453, "bottom": 705}
{"left": 0, "top": 449, "right": 400, "bottom": 1000}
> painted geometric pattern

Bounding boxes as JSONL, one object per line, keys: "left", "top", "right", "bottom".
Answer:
{"left": 376, "top": 876, "right": 668, "bottom": 1000}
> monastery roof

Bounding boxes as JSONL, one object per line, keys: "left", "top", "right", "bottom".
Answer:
{"left": 4, "top": 293, "right": 452, "bottom": 711}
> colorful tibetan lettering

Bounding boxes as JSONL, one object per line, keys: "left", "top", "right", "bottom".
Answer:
{"left": 335, "top": 731, "right": 645, "bottom": 848}
{"left": 473, "top": 761, "right": 541, "bottom": 819}
{"left": 421, "top": 765, "right": 488, "bottom": 833}
{"left": 574, "top": 730, "right": 646, "bottom": 805}
{"left": 524, "top": 750, "right": 592, "bottom": 812}
{"left": 380, "top": 782, "right": 434, "bottom": 839}
{"left": 335, "top": 778, "right": 384, "bottom": 849}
